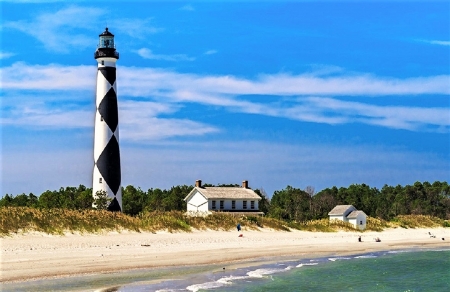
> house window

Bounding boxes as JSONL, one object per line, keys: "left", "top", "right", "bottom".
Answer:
{"left": 212, "top": 200, "right": 216, "bottom": 210}
{"left": 220, "top": 200, "right": 224, "bottom": 210}
{"left": 243, "top": 201, "right": 247, "bottom": 209}
{"left": 232, "top": 200, "right": 236, "bottom": 209}
{"left": 101, "top": 60, "right": 104, "bottom": 65}
{"left": 99, "top": 178, "right": 102, "bottom": 183}
{"left": 251, "top": 201, "right": 255, "bottom": 209}
{"left": 360, "top": 220, "right": 363, "bottom": 225}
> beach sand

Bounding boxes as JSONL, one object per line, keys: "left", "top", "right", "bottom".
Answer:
{"left": 1, "top": 227, "right": 449, "bottom": 283}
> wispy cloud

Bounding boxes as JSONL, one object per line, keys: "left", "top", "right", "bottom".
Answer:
{"left": 0, "top": 52, "right": 15, "bottom": 59}
{"left": 1, "top": 62, "right": 95, "bottom": 90}
{"left": 135, "top": 48, "right": 195, "bottom": 61}
{"left": 1, "top": 104, "right": 92, "bottom": 129}
{"left": 204, "top": 50, "right": 217, "bottom": 55}
{"left": 6, "top": 63, "right": 447, "bottom": 96}
{"left": 118, "top": 68, "right": 450, "bottom": 97}
{"left": 180, "top": 4, "right": 195, "bottom": 11}
{"left": 0, "top": 96, "right": 219, "bottom": 140}
{"left": 419, "top": 39, "right": 450, "bottom": 46}
{"left": 299, "top": 97, "right": 450, "bottom": 132}
{"left": 2, "top": 62, "right": 449, "bottom": 135}
{"left": 4, "top": 6, "right": 103, "bottom": 53}
{"left": 3, "top": 6, "right": 162, "bottom": 53}
{"left": 120, "top": 100, "right": 219, "bottom": 141}
{"left": 113, "top": 18, "right": 163, "bottom": 39}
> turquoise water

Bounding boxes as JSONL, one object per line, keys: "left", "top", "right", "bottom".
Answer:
{"left": 3, "top": 249, "right": 449, "bottom": 292}
{"left": 126, "top": 249, "right": 450, "bottom": 292}
{"left": 215, "top": 250, "right": 450, "bottom": 292}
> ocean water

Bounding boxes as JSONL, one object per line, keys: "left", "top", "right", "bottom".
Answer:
{"left": 3, "top": 249, "right": 449, "bottom": 292}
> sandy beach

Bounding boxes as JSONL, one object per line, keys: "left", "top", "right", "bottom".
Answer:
{"left": 1, "top": 227, "right": 449, "bottom": 283}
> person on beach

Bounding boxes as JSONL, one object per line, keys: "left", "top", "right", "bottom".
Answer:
{"left": 237, "top": 223, "right": 241, "bottom": 232}
{"left": 358, "top": 236, "right": 362, "bottom": 242}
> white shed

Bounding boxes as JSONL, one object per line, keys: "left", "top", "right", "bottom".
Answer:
{"left": 184, "top": 180, "right": 263, "bottom": 215}
{"left": 328, "top": 205, "right": 367, "bottom": 230}
{"left": 347, "top": 210, "right": 367, "bottom": 230}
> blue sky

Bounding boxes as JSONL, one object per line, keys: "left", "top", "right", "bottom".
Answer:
{"left": 1, "top": 1, "right": 449, "bottom": 197}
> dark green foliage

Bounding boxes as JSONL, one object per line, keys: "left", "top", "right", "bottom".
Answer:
{"left": 142, "top": 185, "right": 192, "bottom": 213}
{"left": 254, "top": 189, "right": 270, "bottom": 214}
{"left": 267, "top": 181, "right": 450, "bottom": 222}
{"left": 122, "top": 185, "right": 145, "bottom": 215}
{"left": 269, "top": 186, "right": 311, "bottom": 221}
{"left": 0, "top": 193, "right": 38, "bottom": 208}
{"left": 37, "top": 185, "right": 93, "bottom": 209}
{"left": 93, "top": 190, "right": 111, "bottom": 210}
{"left": 0, "top": 181, "right": 448, "bottom": 221}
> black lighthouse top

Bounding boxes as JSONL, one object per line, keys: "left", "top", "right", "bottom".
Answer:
{"left": 95, "top": 27, "right": 119, "bottom": 59}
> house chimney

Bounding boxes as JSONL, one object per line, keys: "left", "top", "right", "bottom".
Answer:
{"left": 195, "top": 180, "right": 202, "bottom": 188}
{"left": 242, "top": 180, "right": 248, "bottom": 188}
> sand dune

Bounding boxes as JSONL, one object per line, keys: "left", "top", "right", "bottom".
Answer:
{"left": 1, "top": 227, "right": 449, "bottom": 283}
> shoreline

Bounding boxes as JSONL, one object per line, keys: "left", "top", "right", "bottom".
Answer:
{"left": 1, "top": 227, "right": 449, "bottom": 284}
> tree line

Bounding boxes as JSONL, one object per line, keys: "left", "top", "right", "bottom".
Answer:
{"left": 1, "top": 181, "right": 449, "bottom": 220}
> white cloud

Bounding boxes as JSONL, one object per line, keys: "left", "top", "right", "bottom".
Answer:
{"left": 0, "top": 97, "right": 219, "bottom": 139}
{"left": 2, "top": 62, "right": 449, "bottom": 134}
{"left": 4, "top": 6, "right": 103, "bottom": 53}
{"left": 301, "top": 97, "right": 450, "bottom": 131}
{"left": 204, "top": 50, "right": 217, "bottom": 55}
{"left": 1, "top": 62, "right": 95, "bottom": 90}
{"left": 180, "top": 4, "right": 195, "bottom": 11}
{"left": 135, "top": 48, "right": 195, "bottom": 61}
{"left": 1, "top": 103, "right": 93, "bottom": 129}
{"left": 0, "top": 52, "right": 15, "bottom": 59}
{"left": 420, "top": 39, "right": 450, "bottom": 46}
{"left": 118, "top": 68, "right": 450, "bottom": 97}
{"left": 120, "top": 100, "right": 219, "bottom": 141}
{"left": 3, "top": 6, "right": 162, "bottom": 53}
{"left": 3, "top": 62, "right": 449, "bottom": 98}
{"left": 112, "top": 18, "right": 163, "bottom": 39}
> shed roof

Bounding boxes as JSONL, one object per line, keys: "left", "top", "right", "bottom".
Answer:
{"left": 347, "top": 210, "right": 367, "bottom": 218}
{"left": 328, "top": 205, "right": 356, "bottom": 215}
{"left": 185, "top": 187, "right": 261, "bottom": 201}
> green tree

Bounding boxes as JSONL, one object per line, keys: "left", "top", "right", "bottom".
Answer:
{"left": 93, "top": 190, "right": 111, "bottom": 210}
{"left": 38, "top": 190, "right": 66, "bottom": 209}
{"left": 146, "top": 188, "right": 165, "bottom": 211}
{"left": 74, "top": 186, "right": 94, "bottom": 210}
{"left": 269, "top": 186, "right": 311, "bottom": 221}
{"left": 163, "top": 185, "right": 191, "bottom": 211}
{"left": 123, "top": 185, "right": 146, "bottom": 215}
{"left": 254, "top": 188, "right": 270, "bottom": 214}
{"left": 0, "top": 194, "right": 13, "bottom": 207}
{"left": 312, "top": 187, "right": 338, "bottom": 219}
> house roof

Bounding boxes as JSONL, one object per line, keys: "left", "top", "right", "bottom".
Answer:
{"left": 184, "top": 187, "right": 262, "bottom": 201}
{"left": 328, "top": 205, "right": 356, "bottom": 215}
{"left": 347, "top": 210, "right": 367, "bottom": 218}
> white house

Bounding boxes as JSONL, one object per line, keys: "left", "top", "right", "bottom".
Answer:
{"left": 328, "top": 205, "right": 367, "bottom": 230}
{"left": 184, "top": 180, "right": 263, "bottom": 215}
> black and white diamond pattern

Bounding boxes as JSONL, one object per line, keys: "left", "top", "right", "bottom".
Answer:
{"left": 93, "top": 65, "right": 122, "bottom": 212}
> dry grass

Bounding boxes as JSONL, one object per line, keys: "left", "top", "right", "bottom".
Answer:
{"left": 1, "top": 207, "right": 448, "bottom": 236}
{"left": 0, "top": 207, "right": 141, "bottom": 235}
{"left": 366, "top": 216, "right": 391, "bottom": 231}
{"left": 391, "top": 215, "right": 446, "bottom": 229}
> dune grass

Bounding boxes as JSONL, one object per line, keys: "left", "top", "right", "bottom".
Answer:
{"left": 390, "top": 214, "right": 447, "bottom": 229}
{"left": 0, "top": 207, "right": 448, "bottom": 236}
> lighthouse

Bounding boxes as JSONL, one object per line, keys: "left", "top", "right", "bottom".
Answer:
{"left": 92, "top": 28, "right": 122, "bottom": 211}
